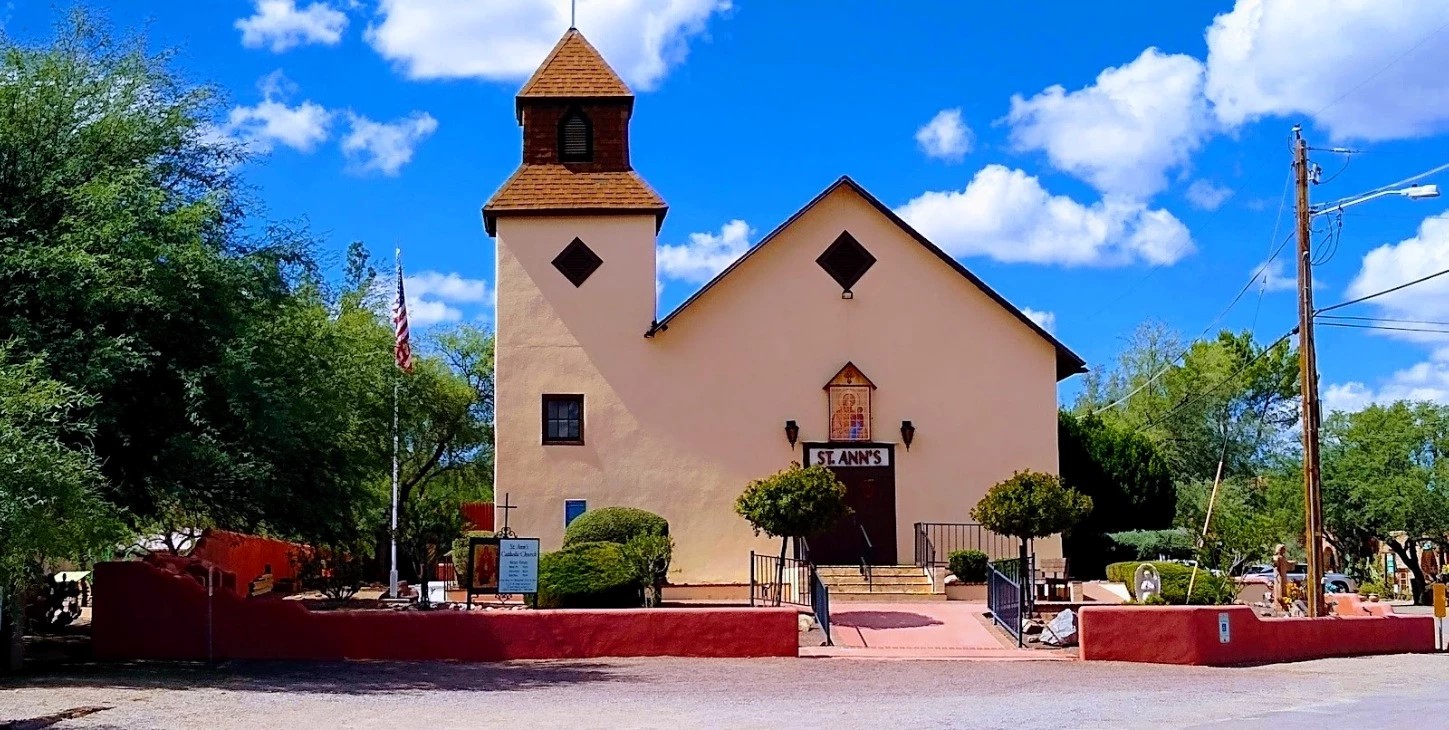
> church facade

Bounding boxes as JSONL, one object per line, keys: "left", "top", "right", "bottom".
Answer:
{"left": 484, "top": 30, "right": 1085, "bottom": 585}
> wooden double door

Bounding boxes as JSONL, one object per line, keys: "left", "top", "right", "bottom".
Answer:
{"left": 800, "top": 443, "right": 897, "bottom": 565}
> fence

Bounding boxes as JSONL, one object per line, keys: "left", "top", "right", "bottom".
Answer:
{"left": 750, "top": 551, "right": 832, "bottom": 645}
{"left": 987, "top": 557, "right": 1034, "bottom": 647}
{"left": 914, "top": 523, "right": 1017, "bottom": 570}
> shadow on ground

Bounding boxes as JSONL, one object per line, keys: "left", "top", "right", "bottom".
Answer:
{"left": 829, "top": 611, "right": 944, "bottom": 630}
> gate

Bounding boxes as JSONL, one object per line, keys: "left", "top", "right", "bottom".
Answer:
{"left": 987, "top": 557, "right": 1034, "bottom": 647}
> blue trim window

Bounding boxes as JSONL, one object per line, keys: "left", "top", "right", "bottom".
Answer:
{"left": 564, "top": 499, "right": 587, "bottom": 527}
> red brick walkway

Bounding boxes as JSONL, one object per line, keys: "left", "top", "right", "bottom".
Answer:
{"left": 801, "top": 602, "right": 1072, "bottom": 660}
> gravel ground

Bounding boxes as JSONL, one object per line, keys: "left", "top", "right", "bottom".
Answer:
{"left": 3, "top": 653, "right": 1448, "bottom": 729}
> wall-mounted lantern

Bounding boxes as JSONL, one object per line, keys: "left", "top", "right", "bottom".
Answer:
{"left": 900, "top": 420, "right": 916, "bottom": 451}
{"left": 785, "top": 420, "right": 800, "bottom": 448}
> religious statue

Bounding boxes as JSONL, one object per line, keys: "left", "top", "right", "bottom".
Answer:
{"left": 1272, "top": 543, "right": 1291, "bottom": 608}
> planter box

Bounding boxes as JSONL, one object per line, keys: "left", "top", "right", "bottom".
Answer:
{"left": 945, "top": 582, "right": 987, "bottom": 601}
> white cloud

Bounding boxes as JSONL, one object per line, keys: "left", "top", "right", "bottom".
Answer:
{"left": 1206, "top": 0, "right": 1449, "bottom": 140}
{"left": 1186, "top": 180, "right": 1233, "bottom": 210}
{"left": 401, "top": 271, "right": 492, "bottom": 327}
{"left": 1343, "top": 211, "right": 1449, "bottom": 341}
{"left": 223, "top": 71, "right": 333, "bottom": 153}
{"left": 365, "top": 0, "right": 730, "bottom": 90}
{"left": 1252, "top": 258, "right": 1296, "bottom": 293}
{"left": 237, "top": 0, "right": 349, "bottom": 52}
{"left": 895, "top": 165, "right": 1194, "bottom": 267}
{"left": 657, "top": 219, "right": 752, "bottom": 283}
{"left": 341, "top": 112, "right": 438, "bottom": 176}
{"left": 1022, "top": 308, "right": 1056, "bottom": 333}
{"left": 915, "top": 108, "right": 973, "bottom": 162}
{"left": 1324, "top": 351, "right": 1449, "bottom": 413}
{"left": 1006, "top": 48, "right": 1210, "bottom": 199}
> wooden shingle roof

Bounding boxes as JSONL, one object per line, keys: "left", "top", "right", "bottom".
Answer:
{"left": 518, "top": 29, "right": 632, "bottom": 100}
{"left": 482, "top": 164, "right": 668, "bottom": 235}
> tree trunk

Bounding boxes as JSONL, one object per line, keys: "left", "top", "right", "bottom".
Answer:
{"left": 1018, "top": 538, "right": 1030, "bottom": 617}
{"left": 774, "top": 537, "right": 788, "bottom": 607}
{"left": 1388, "top": 537, "right": 1428, "bottom": 605}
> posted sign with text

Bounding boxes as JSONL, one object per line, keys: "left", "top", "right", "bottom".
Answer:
{"left": 497, "top": 538, "right": 540, "bottom": 595}
{"left": 805, "top": 446, "right": 891, "bottom": 468}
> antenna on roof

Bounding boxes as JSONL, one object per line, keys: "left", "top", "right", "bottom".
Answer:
{"left": 570, "top": 0, "right": 577, "bottom": 29}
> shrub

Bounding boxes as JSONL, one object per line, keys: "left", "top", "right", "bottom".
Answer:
{"left": 535, "top": 541, "right": 642, "bottom": 609}
{"left": 971, "top": 470, "right": 1093, "bottom": 555}
{"left": 621, "top": 534, "right": 674, "bottom": 607}
{"left": 1105, "top": 561, "right": 1235, "bottom": 605}
{"left": 1357, "top": 581, "right": 1393, "bottom": 598}
{"left": 292, "top": 541, "right": 369, "bottom": 602}
{"left": 1106, "top": 529, "right": 1195, "bottom": 561}
{"left": 948, "top": 549, "right": 989, "bottom": 583}
{"left": 562, "top": 507, "right": 669, "bottom": 548}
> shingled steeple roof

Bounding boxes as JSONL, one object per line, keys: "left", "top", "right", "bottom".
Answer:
{"left": 517, "top": 29, "right": 632, "bottom": 105}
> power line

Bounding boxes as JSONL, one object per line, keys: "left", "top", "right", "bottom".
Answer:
{"left": 1139, "top": 329, "right": 1297, "bottom": 432}
{"left": 1318, "top": 159, "right": 1449, "bottom": 210}
{"left": 1316, "top": 266, "right": 1449, "bottom": 315}
{"left": 1309, "top": 18, "right": 1449, "bottom": 121}
{"left": 1318, "top": 321, "right": 1449, "bottom": 336}
{"left": 1319, "top": 314, "right": 1449, "bottom": 328}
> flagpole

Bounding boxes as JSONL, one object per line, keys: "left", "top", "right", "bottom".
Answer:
{"left": 388, "top": 248, "right": 402, "bottom": 599}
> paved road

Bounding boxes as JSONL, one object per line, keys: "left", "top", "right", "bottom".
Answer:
{"left": 2, "top": 653, "right": 1447, "bottom": 729}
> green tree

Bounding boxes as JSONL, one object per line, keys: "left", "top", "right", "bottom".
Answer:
{"left": 1321, "top": 402, "right": 1449, "bottom": 603}
{"left": 735, "top": 464, "right": 849, "bottom": 603}
{"left": 1058, "top": 411, "right": 1175, "bottom": 576}
{"left": 0, "top": 350, "right": 124, "bottom": 671}
{"left": 398, "top": 491, "right": 468, "bottom": 597}
{"left": 1173, "top": 474, "right": 1300, "bottom": 574}
{"left": 971, "top": 470, "right": 1093, "bottom": 567}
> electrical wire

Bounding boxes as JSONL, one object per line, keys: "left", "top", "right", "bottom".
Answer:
{"left": 1138, "top": 329, "right": 1297, "bottom": 432}
{"left": 1316, "top": 266, "right": 1449, "bottom": 315}
{"left": 1309, "top": 18, "right": 1449, "bottom": 121}
{"left": 1317, "top": 321, "right": 1449, "bottom": 336}
{"left": 1318, "top": 314, "right": 1449, "bottom": 328}
{"left": 1319, "top": 160, "right": 1449, "bottom": 210}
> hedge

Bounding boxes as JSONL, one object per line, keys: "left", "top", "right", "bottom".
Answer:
{"left": 535, "top": 541, "right": 643, "bottom": 609}
{"left": 1105, "top": 560, "right": 1236, "bottom": 605}
{"left": 562, "top": 506, "right": 669, "bottom": 548}
{"left": 948, "top": 549, "right": 989, "bottom": 583}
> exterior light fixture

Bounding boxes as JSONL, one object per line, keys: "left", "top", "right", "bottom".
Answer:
{"left": 784, "top": 420, "right": 799, "bottom": 448}
{"left": 900, "top": 420, "right": 915, "bottom": 451}
{"left": 841, "top": 289, "right": 854, "bottom": 300}
{"left": 1402, "top": 184, "right": 1440, "bottom": 200}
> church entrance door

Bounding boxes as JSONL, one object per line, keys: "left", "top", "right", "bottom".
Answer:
{"left": 800, "top": 443, "right": 897, "bottom": 565}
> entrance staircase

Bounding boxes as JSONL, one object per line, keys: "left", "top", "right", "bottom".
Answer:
{"left": 815, "top": 565, "right": 943, "bottom": 602}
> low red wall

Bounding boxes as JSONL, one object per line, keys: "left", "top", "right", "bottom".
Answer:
{"left": 1079, "top": 605, "right": 1434, "bottom": 666}
{"left": 93, "top": 560, "right": 797, "bottom": 662}
{"left": 192, "top": 529, "right": 307, "bottom": 591}
{"left": 461, "top": 502, "right": 494, "bottom": 532}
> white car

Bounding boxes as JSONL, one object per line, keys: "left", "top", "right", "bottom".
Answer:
{"left": 1239, "top": 564, "right": 1358, "bottom": 593}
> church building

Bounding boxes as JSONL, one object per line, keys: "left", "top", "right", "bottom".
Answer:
{"left": 484, "top": 29, "right": 1085, "bottom": 587}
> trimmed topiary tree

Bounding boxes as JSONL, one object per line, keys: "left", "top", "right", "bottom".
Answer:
{"left": 971, "top": 470, "right": 1093, "bottom": 572}
{"left": 535, "top": 541, "right": 642, "bottom": 609}
{"left": 735, "top": 463, "right": 850, "bottom": 604}
{"left": 621, "top": 533, "right": 674, "bottom": 608}
{"left": 562, "top": 507, "right": 669, "bottom": 548}
{"left": 948, "top": 549, "right": 989, "bottom": 583}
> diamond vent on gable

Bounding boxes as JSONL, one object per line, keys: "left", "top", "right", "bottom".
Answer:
{"left": 552, "top": 237, "right": 603, "bottom": 287}
{"left": 816, "top": 231, "right": 876, "bottom": 292}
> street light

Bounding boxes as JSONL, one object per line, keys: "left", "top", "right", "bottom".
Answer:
{"left": 1314, "top": 184, "right": 1440, "bottom": 216}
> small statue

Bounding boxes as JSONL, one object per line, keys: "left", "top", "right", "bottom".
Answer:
{"left": 1272, "top": 544, "right": 1291, "bottom": 609}
{"left": 1134, "top": 563, "right": 1162, "bottom": 602}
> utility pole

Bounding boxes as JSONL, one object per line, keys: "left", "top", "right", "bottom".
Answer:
{"left": 1293, "top": 126, "right": 1326, "bottom": 618}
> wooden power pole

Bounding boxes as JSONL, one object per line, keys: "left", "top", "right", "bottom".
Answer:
{"left": 1293, "top": 126, "right": 1327, "bottom": 618}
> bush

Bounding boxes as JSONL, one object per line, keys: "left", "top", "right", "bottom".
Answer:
{"left": 535, "top": 541, "right": 642, "bottom": 609}
{"left": 562, "top": 507, "right": 669, "bottom": 548}
{"left": 948, "top": 549, "right": 989, "bottom": 583}
{"left": 1105, "top": 561, "right": 1235, "bottom": 605}
{"left": 1357, "top": 581, "right": 1393, "bottom": 598}
{"left": 1106, "top": 529, "right": 1195, "bottom": 561}
{"left": 621, "top": 533, "right": 674, "bottom": 607}
{"left": 292, "top": 541, "right": 369, "bottom": 601}
{"left": 971, "top": 470, "right": 1093, "bottom": 544}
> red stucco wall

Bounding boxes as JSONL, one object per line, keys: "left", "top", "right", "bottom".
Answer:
{"left": 460, "top": 502, "right": 495, "bottom": 532}
{"left": 1079, "top": 605, "right": 1434, "bottom": 666}
{"left": 191, "top": 529, "right": 307, "bottom": 591}
{"left": 93, "top": 560, "right": 797, "bottom": 662}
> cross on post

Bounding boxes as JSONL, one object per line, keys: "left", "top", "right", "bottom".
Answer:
{"left": 496, "top": 492, "right": 518, "bottom": 537}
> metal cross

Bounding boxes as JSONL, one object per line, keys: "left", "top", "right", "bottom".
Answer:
{"left": 496, "top": 492, "right": 518, "bottom": 537}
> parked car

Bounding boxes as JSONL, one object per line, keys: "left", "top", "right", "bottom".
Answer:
{"left": 1237, "top": 563, "right": 1357, "bottom": 593}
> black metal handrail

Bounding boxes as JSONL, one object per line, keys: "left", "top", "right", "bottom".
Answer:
{"left": 914, "top": 522, "right": 1017, "bottom": 570}
{"left": 857, "top": 521, "right": 873, "bottom": 591}
{"left": 986, "top": 556, "right": 1034, "bottom": 647}
{"left": 750, "top": 541, "right": 832, "bottom": 646}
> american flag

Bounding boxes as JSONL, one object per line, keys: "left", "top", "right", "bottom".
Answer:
{"left": 393, "top": 251, "right": 413, "bottom": 373}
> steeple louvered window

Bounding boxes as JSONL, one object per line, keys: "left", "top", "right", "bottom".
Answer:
{"left": 559, "top": 108, "right": 593, "bottom": 162}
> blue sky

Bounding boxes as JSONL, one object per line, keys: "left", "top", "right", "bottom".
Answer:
{"left": 8, "top": 1, "right": 1449, "bottom": 411}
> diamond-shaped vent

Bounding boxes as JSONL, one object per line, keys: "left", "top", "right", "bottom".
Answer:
{"left": 816, "top": 231, "right": 876, "bottom": 292}
{"left": 552, "top": 237, "right": 603, "bottom": 287}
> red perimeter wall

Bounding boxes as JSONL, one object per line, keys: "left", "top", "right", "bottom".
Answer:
{"left": 191, "top": 529, "right": 307, "bottom": 591}
{"left": 1079, "top": 604, "right": 1434, "bottom": 666}
{"left": 92, "top": 559, "right": 797, "bottom": 662}
{"left": 460, "top": 502, "right": 494, "bottom": 532}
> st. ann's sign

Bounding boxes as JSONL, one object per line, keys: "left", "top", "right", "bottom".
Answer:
{"left": 805, "top": 445, "right": 891, "bottom": 468}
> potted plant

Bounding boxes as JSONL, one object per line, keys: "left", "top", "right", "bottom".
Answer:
{"left": 945, "top": 549, "right": 989, "bottom": 601}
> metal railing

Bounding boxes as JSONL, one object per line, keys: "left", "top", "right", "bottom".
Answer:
{"left": 987, "top": 556, "right": 1034, "bottom": 647}
{"left": 751, "top": 543, "right": 833, "bottom": 646}
{"left": 857, "top": 521, "right": 874, "bottom": 591}
{"left": 914, "top": 522, "right": 1017, "bottom": 569}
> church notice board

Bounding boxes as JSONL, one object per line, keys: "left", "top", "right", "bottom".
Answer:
{"left": 466, "top": 536, "right": 540, "bottom": 609}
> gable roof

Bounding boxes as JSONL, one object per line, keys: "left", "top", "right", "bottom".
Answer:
{"left": 517, "top": 29, "right": 632, "bottom": 113}
{"left": 482, "top": 164, "right": 668, "bottom": 236}
{"left": 647, "top": 176, "right": 1088, "bottom": 381}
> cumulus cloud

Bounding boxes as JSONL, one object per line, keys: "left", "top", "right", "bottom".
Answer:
{"left": 1006, "top": 48, "right": 1211, "bottom": 199}
{"left": 365, "top": 0, "right": 730, "bottom": 90}
{"left": 1342, "top": 211, "right": 1449, "bottom": 342}
{"left": 657, "top": 219, "right": 752, "bottom": 283}
{"left": 1206, "top": 0, "right": 1449, "bottom": 140}
{"left": 1251, "top": 258, "right": 1296, "bottom": 293}
{"left": 1186, "top": 180, "right": 1234, "bottom": 210}
{"left": 1022, "top": 308, "right": 1056, "bottom": 333}
{"left": 341, "top": 111, "right": 439, "bottom": 176}
{"left": 915, "top": 108, "right": 973, "bottom": 162}
{"left": 237, "top": 0, "right": 349, "bottom": 52}
{"left": 894, "top": 165, "right": 1194, "bottom": 267}
{"left": 400, "top": 271, "right": 492, "bottom": 327}
{"left": 222, "top": 71, "right": 333, "bottom": 153}
{"left": 1324, "top": 351, "right": 1449, "bottom": 413}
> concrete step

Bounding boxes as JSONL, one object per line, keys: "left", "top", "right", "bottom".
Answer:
{"left": 816, "top": 565, "right": 926, "bottom": 579}
{"left": 829, "top": 582, "right": 936, "bottom": 594}
{"left": 828, "top": 591, "right": 948, "bottom": 602}
{"left": 819, "top": 575, "right": 933, "bottom": 587}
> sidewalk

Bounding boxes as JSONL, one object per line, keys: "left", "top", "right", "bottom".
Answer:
{"left": 801, "top": 602, "right": 1073, "bottom": 660}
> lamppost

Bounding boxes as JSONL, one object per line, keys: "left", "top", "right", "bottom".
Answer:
{"left": 1293, "top": 127, "right": 1440, "bottom": 617}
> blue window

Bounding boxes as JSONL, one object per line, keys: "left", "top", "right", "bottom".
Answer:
{"left": 565, "top": 499, "right": 587, "bottom": 527}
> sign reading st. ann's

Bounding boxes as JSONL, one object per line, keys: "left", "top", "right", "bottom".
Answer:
{"left": 806, "top": 446, "right": 890, "bottom": 468}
